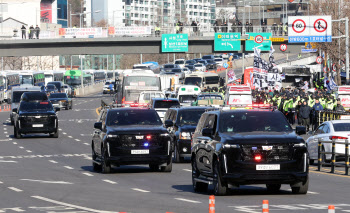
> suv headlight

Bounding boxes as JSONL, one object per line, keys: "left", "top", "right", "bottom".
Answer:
{"left": 293, "top": 143, "right": 306, "bottom": 147}
{"left": 107, "top": 135, "right": 118, "bottom": 138}
{"left": 180, "top": 132, "right": 191, "bottom": 140}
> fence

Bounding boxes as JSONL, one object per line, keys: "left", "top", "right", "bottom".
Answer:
{"left": 317, "top": 139, "right": 350, "bottom": 175}
{"left": 315, "top": 111, "right": 350, "bottom": 130}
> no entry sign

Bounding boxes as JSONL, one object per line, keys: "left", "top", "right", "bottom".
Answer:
{"left": 314, "top": 19, "right": 328, "bottom": 33}
{"left": 316, "top": 56, "right": 322, "bottom": 64}
{"left": 280, "top": 44, "right": 287, "bottom": 52}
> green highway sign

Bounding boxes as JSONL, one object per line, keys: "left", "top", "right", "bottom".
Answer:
{"left": 245, "top": 33, "right": 272, "bottom": 51}
{"left": 161, "top": 34, "right": 188, "bottom": 52}
{"left": 214, "top": 33, "right": 241, "bottom": 51}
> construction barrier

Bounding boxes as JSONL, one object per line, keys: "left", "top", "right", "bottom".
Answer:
{"left": 209, "top": 195, "right": 215, "bottom": 213}
{"left": 318, "top": 139, "right": 349, "bottom": 175}
{"left": 328, "top": 205, "right": 335, "bottom": 213}
{"left": 0, "top": 105, "right": 11, "bottom": 112}
{"left": 262, "top": 200, "right": 269, "bottom": 213}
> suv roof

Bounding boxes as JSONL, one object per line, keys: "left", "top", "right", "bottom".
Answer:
{"left": 169, "top": 106, "right": 212, "bottom": 111}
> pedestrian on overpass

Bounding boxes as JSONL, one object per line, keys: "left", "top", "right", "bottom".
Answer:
{"left": 272, "top": 23, "right": 277, "bottom": 36}
{"left": 283, "top": 22, "right": 288, "bottom": 36}
{"left": 278, "top": 22, "right": 283, "bottom": 36}
{"left": 29, "top": 25, "right": 34, "bottom": 39}
{"left": 245, "top": 22, "right": 250, "bottom": 33}
{"left": 262, "top": 22, "right": 267, "bottom": 32}
{"left": 237, "top": 22, "right": 242, "bottom": 35}
{"left": 155, "top": 25, "right": 160, "bottom": 37}
{"left": 21, "top": 25, "right": 26, "bottom": 39}
{"left": 35, "top": 25, "right": 40, "bottom": 39}
{"left": 231, "top": 22, "right": 237, "bottom": 32}
{"left": 249, "top": 23, "right": 253, "bottom": 33}
{"left": 191, "top": 21, "right": 197, "bottom": 36}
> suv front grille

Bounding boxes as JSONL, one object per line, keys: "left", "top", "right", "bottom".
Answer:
{"left": 241, "top": 144, "right": 292, "bottom": 162}
{"left": 24, "top": 116, "right": 49, "bottom": 123}
{"left": 112, "top": 134, "right": 163, "bottom": 148}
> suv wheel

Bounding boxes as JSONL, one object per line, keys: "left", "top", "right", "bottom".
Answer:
{"left": 213, "top": 161, "right": 228, "bottom": 196}
{"left": 15, "top": 126, "right": 21, "bottom": 139}
{"left": 192, "top": 157, "right": 207, "bottom": 192}
{"left": 101, "top": 148, "right": 111, "bottom": 174}
{"left": 266, "top": 184, "right": 281, "bottom": 193}
{"left": 174, "top": 145, "right": 184, "bottom": 163}
{"left": 51, "top": 129, "right": 59, "bottom": 138}
{"left": 92, "top": 148, "right": 101, "bottom": 172}
{"left": 291, "top": 176, "right": 309, "bottom": 194}
{"left": 160, "top": 156, "right": 172, "bottom": 172}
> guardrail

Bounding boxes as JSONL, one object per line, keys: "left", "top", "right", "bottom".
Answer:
{"left": 315, "top": 111, "right": 350, "bottom": 130}
{"left": 317, "top": 139, "right": 350, "bottom": 175}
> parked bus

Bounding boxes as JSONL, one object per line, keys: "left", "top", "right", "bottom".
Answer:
{"left": 116, "top": 72, "right": 161, "bottom": 106}
{"left": 281, "top": 66, "right": 312, "bottom": 88}
{"left": 184, "top": 72, "right": 220, "bottom": 90}
{"left": 17, "top": 71, "right": 45, "bottom": 87}
{"left": 64, "top": 70, "right": 92, "bottom": 87}
{"left": 1, "top": 72, "right": 20, "bottom": 103}
{"left": 44, "top": 70, "right": 65, "bottom": 85}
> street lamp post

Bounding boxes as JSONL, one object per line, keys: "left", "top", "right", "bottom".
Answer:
{"left": 71, "top": 10, "right": 101, "bottom": 28}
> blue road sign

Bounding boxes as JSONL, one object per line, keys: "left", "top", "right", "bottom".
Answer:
{"left": 223, "top": 63, "right": 228, "bottom": 68}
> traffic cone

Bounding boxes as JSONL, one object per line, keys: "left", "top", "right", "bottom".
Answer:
{"left": 209, "top": 195, "right": 215, "bottom": 213}
{"left": 328, "top": 205, "right": 335, "bottom": 213}
{"left": 0, "top": 106, "right": 2, "bottom": 112}
{"left": 262, "top": 200, "right": 269, "bottom": 213}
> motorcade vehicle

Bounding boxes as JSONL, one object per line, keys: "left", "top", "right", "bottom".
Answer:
{"left": 177, "top": 85, "right": 201, "bottom": 106}
{"left": 47, "top": 81, "right": 65, "bottom": 93}
{"left": 191, "top": 93, "right": 224, "bottom": 107}
{"left": 191, "top": 109, "right": 309, "bottom": 195}
{"left": 10, "top": 85, "right": 41, "bottom": 125}
{"left": 162, "top": 64, "right": 180, "bottom": 72}
{"left": 171, "top": 68, "right": 185, "bottom": 80}
{"left": 182, "top": 67, "right": 192, "bottom": 75}
{"left": 306, "top": 117, "right": 350, "bottom": 164}
{"left": 204, "top": 59, "right": 217, "bottom": 70}
{"left": 138, "top": 91, "right": 165, "bottom": 104}
{"left": 184, "top": 73, "right": 220, "bottom": 91}
{"left": 164, "top": 106, "right": 212, "bottom": 162}
{"left": 193, "top": 63, "right": 206, "bottom": 72}
{"left": 13, "top": 95, "right": 59, "bottom": 139}
{"left": 45, "top": 84, "right": 58, "bottom": 95}
{"left": 174, "top": 59, "right": 186, "bottom": 69}
{"left": 202, "top": 55, "right": 215, "bottom": 61}
{"left": 49, "top": 93, "right": 73, "bottom": 110}
{"left": 214, "top": 58, "right": 225, "bottom": 67}
{"left": 149, "top": 98, "right": 180, "bottom": 121}
{"left": 92, "top": 108, "right": 173, "bottom": 173}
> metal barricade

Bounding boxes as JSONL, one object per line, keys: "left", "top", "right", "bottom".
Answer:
{"left": 317, "top": 138, "right": 350, "bottom": 175}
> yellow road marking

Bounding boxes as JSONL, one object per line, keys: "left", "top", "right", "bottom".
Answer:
{"left": 95, "top": 107, "right": 101, "bottom": 116}
{"left": 310, "top": 170, "right": 350, "bottom": 179}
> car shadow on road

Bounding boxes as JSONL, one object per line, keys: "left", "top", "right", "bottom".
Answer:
{"left": 81, "top": 165, "right": 165, "bottom": 174}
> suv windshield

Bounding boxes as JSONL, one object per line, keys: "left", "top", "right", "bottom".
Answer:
{"left": 175, "top": 61, "right": 184, "bottom": 64}
{"left": 164, "top": 65, "right": 175, "bottom": 68}
{"left": 220, "top": 111, "right": 292, "bottom": 133}
{"left": 154, "top": 100, "right": 180, "bottom": 108}
{"left": 49, "top": 93, "right": 67, "bottom": 99}
{"left": 19, "top": 101, "right": 54, "bottom": 112}
{"left": 107, "top": 110, "right": 162, "bottom": 126}
{"left": 47, "top": 85, "right": 56, "bottom": 89}
{"left": 177, "top": 110, "right": 206, "bottom": 126}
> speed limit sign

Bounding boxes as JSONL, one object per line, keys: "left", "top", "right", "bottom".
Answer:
{"left": 255, "top": 35, "right": 264, "bottom": 44}
{"left": 316, "top": 56, "right": 323, "bottom": 64}
{"left": 332, "top": 63, "right": 337, "bottom": 71}
{"left": 280, "top": 44, "right": 287, "bottom": 52}
{"left": 292, "top": 19, "right": 307, "bottom": 34}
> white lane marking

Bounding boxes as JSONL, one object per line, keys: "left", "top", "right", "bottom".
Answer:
{"left": 26, "top": 150, "right": 32, "bottom": 153}
{"left": 285, "top": 189, "right": 319, "bottom": 194}
{"left": 49, "top": 160, "right": 58, "bottom": 164}
{"left": 0, "top": 181, "right": 3, "bottom": 184}
{"left": 82, "top": 173, "right": 94, "bottom": 177}
{"left": 0, "top": 160, "right": 17, "bottom": 163}
{"left": 59, "top": 128, "right": 62, "bottom": 131}
{"left": 13, "top": 142, "right": 17, "bottom": 144}
{"left": 81, "top": 134, "right": 93, "bottom": 136}
{"left": 19, "top": 146, "right": 24, "bottom": 149}
{"left": 174, "top": 198, "right": 201, "bottom": 203}
{"left": 63, "top": 166, "right": 74, "bottom": 170}
{"left": 63, "top": 132, "right": 67, "bottom": 135}
{"left": 4, "top": 131, "right": 7, "bottom": 134}
{"left": 68, "top": 136, "right": 73, "bottom": 138}
{"left": 8, "top": 187, "right": 23, "bottom": 192}
{"left": 21, "top": 179, "right": 73, "bottom": 185}
{"left": 131, "top": 188, "right": 150, "bottom": 193}
{"left": 103, "top": 179, "right": 117, "bottom": 184}
{"left": 9, "top": 138, "right": 12, "bottom": 141}
{"left": 6, "top": 135, "right": 9, "bottom": 137}
{"left": 183, "top": 169, "right": 192, "bottom": 172}
{"left": 3, "top": 128, "right": 7, "bottom": 130}
{"left": 31, "top": 196, "right": 115, "bottom": 213}
{"left": 75, "top": 139, "right": 81, "bottom": 142}
{"left": 84, "top": 143, "right": 89, "bottom": 146}
{"left": 0, "top": 139, "right": 9, "bottom": 141}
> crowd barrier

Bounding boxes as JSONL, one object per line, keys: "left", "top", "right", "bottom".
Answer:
{"left": 317, "top": 139, "right": 350, "bottom": 175}
{"left": 0, "top": 105, "right": 11, "bottom": 112}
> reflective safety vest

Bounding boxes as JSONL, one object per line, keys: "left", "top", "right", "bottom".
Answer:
{"left": 155, "top": 27, "right": 160, "bottom": 31}
{"left": 326, "top": 100, "right": 334, "bottom": 110}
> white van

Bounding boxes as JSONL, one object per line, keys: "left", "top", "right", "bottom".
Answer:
{"left": 138, "top": 91, "right": 165, "bottom": 104}
{"left": 177, "top": 85, "right": 201, "bottom": 106}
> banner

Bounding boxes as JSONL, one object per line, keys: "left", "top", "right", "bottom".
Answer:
{"left": 114, "top": 26, "right": 152, "bottom": 36}
{"left": 227, "top": 69, "right": 236, "bottom": 83}
{"left": 40, "top": 31, "right": 58, "bottom": 39}
{"left": 59, "top": 28, "right": 105, "bottom": 38}
{"left": 41, "top": 1, "right": 52, "bottom": 23}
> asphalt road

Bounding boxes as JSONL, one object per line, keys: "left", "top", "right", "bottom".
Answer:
{"left": 0, "top": 93, "right": 350, "bottom": 213}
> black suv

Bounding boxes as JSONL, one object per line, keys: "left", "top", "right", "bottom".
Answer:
{"left": 191, "top": 109, "right": 308, "bottom": 195}
{"left": 49, "top": 93, "right": 73, "bottom": 110}
{"left": 164, "top": 106, "right": 212, "bottom": 163}
{"left": 13, "top": 100, "right": 59, "bottom": 139}
{"left": 92, "top": 108, "right": 173, "bottom": 173}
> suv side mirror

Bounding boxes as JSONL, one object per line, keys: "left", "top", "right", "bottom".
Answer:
{"left": 12, "top": 108, "right": 17, "bottom": 113}
{"left": 164, "top": 119, "right": 173, "bottom": 128}
{"left": 94, "top": 122, "right": 102, "bottom": 130}
{"left": 202, "top": 128, "right": 213, "bottom": 137}
{"left": 296, "top": 126, "right": 306, "bottom": 135}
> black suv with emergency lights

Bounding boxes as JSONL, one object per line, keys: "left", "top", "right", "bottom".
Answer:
{"left": 13, "top": 93, "right": 59, "bottom": 139}
{"left": 92, "top": 108, "right": 173, "bottom": 173}
{"left": 191, "top": 109, "right": 309, "bottom": 196}
{"left": 164, "top": 106, "right": 213, "bottom": 162}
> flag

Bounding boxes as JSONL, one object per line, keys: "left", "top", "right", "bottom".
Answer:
{"left": 253, "top": 46, "right": 261, "bottom": 72}
{"left": 329, "top": 77, "right": 337, "bottom": 90}
{"left": 227, "top": 69, "right": 237, "bottom": 83}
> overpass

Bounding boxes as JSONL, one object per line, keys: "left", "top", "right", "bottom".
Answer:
{"left": 0, "top": 36, "right": 305, "bottom": 57}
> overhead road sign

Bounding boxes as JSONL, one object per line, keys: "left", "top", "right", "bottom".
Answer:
{"left": 271, "top": 38, "right": 287, "bottom": 42}
{"left": 280, "top": 44, "right": 287, "bottom": 52}
{"left": 214, "top": 33, "right": 241, "bottom": 51}
{"left": 288, "top": 16, "right": 332, "bottom": 43}
{"left": 161, "top": 34, "right": 188, "bottom": 52}
{"left": 245, "top": 33, "right": 272, "bottom": 51}
{"left": 301, "top": 49, "right": 318, "bottom": 53}
{"left": 316, "top": 56, "right": 323, "bottom": 64}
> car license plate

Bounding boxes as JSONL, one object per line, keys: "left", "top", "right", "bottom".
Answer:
{"left": 256, "top": 164, "right": 280, "bottom": 171}
{"left": 32, "top": 124, "right": 44, "bottom": 128}
{"left": 131, "top": 150, "right": 149, "bottom": 154}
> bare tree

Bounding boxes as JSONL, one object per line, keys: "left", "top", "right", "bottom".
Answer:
{"left": 2, "top": 57, "right": 23, "bottom": 70}
{"left": 95, "top": 19, "right": 108, "bottom": 28}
